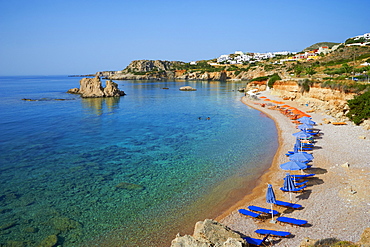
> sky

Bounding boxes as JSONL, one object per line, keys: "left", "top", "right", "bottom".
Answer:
{"left": 0, "top": 0, "right": 369, "bottom": 76}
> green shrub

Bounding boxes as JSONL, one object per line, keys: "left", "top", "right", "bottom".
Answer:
{"left": 346, "top": 90, "right": 370, "bottom": 125}
{"left": 250, "top": 76, "right": 270, "bottom": 82}
{"left": 268, "top": 73, "right": 281, "bottom": 88}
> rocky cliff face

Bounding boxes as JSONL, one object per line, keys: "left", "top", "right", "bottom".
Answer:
{"left": 67, "top": 76, "right": 125, "bottom": 98}
{"left": 123, "top": 60, "right": 183, "bottom": 72}
{"left": 246, "top": 79, "right": 357, "bottom": 122}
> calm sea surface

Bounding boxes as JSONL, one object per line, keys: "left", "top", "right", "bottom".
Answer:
{"left": 0, "top": 76, "right": 278, "bottom": 246}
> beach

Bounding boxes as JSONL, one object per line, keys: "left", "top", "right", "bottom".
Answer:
{"left": 217, "top": 90, "right": 370, "bottom": 246}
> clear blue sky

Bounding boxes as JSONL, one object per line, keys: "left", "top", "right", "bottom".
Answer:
{"left": 1, "top": 0, "right": 369, "bottom": 75}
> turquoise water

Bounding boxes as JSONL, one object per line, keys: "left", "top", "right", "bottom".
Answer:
{"left": 0, "top": 76, "right": 278, "bottom": 246}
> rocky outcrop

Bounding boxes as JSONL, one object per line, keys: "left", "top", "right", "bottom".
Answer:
{"left": 67, "top": 76, "right": 125, "bottom": 98}
{"left": 170, "top": 219, "right": 248, "bottom": 247}
{"left": 123, "top": 60, "right": 183, "bottom": 72}
{"left": 179, "top": 86, "right": 196, "bottom": 91}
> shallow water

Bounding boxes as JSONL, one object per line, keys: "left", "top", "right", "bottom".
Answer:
{"left": 0, "top": 76, "right": 278, "bottom": 246}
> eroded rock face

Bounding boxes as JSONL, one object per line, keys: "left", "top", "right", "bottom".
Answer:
{"left": 67, "top": 76, "right": 125, "bottom": 98}
{"left": 171, "top": 219, "right": 248, "bottom": 247}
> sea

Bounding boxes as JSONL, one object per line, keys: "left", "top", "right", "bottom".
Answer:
{"left": 0, "top": 76, "right": 278, "bottom": 247}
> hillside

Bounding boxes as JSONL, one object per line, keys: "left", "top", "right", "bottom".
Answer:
{"left": 303, "top": 42, "right": 340, "bottom": 51}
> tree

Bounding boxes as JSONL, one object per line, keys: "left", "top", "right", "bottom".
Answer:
{"left": 346, "top": 91, "right": 370, "bottom": 125}
{"left": 341, "top": 63, "right": 353, "bottom": 76}
{"left": 305, "top": 66, "right": 316, "bottom": 77}
{"left": 294, "top": 65, "right": 304, "bottom": 77}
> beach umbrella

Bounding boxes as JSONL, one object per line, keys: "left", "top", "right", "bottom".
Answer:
{"left": 293, "top": 131, "right": 312, "bottom": 139}
{"left": 283, "top": 173, "right": 296, "bottom": 201}
{"left": 289, "top": 152, "right": 313, "bottom": 163}
{"left": 295, "top": 137, "right": 313, "bottom": 152}
{"left": 299, "top": 118, "right": 316, "bottom": 125}
{"left": 280, "top": 161, "right": 308, "bottom": 171}
{"left": 266, "top": 184, "right": 277, "bottom": 223}
{"left": 298, "top": 123, "right": 314, "bottom": 131}
{"left": 298, "top": 116, "right": 311, "bottom": 121}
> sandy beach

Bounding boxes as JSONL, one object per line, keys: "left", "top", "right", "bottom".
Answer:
{"left": 217, "top": 90, "right": 370, "bottom": 246}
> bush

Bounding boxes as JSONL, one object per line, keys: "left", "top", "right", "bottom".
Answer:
{"left": 268, "top": 73, "right": 281, "bottom": 88}
{"left": 346, "top": 90, "right": 370, "bottom": 125}
{"left": 250, "top": 76, "right": 270, "bottom": 82}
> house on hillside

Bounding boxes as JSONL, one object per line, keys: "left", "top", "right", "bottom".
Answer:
{"left": 217, "top": 55, "right": 230, "bottom": 63}
{"left": 317, "top": 46, "right": 330, "bottom": 54}
{"left": 354, "top": 33, "right": 370, "bottom": 40}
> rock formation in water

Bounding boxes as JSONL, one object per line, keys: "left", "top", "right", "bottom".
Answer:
{"left": 179, "top": 86, "right": 197, "bottom": 91}
{"left": 67, "top": 76, "right": 125, "bottom": 98}
{"left": 170, "top": 219, "right": 247, "bottom": 247}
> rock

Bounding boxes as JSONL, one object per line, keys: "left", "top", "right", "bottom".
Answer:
{"left": 78, "top": 76, "right": 105, "bottom": 97}
{"left": 179, "top": 86, "right": 196, "bottom": 91}
{"left": 67, "top": 88, "right": 79, "bottom": 94}
{"left": 193, "top": 219, "right": 247, "bottom": 247}
{"left": 104, "top": 80, "right": 125, "bottom": 97}
{"left": 68, "top": 76, "right": 125, "bottom": 98}
{"left": 171, "top": 219, "right": 247, "bottom": 247}
{"left": 322, "top": 118, "right": 332, "bottom": 124}
{"left": 222, "top": 238, "right": 245, "bottom": 247}
{"left": 115, "top": 182, "right": 145, "bottom": 191}
{"left": 359, "top": 227, "right": 370, "bottom": 246}
{"left": 24, "top": 226, "right": 38, "bottom": 233}
{"left": 49, "top": 217, "right": 81, "bottom": 232}
{"left": 171, "top": 234, "right": 211, "bottom": 247}
{"left": 341, "top": 162, "right": 350, "bottom": 168}
{"left": 37, "top": 234, "right": 58, "bottom": 247}
{"left": 299, "top": 237, "right": 318, "bottom": 247}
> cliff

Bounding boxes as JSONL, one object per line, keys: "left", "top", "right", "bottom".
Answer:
{"left": 99, "top": 59, "right": 285, "bottom": 81}
{"left": 67, "top": 76, "right": 125, "bottom": 98}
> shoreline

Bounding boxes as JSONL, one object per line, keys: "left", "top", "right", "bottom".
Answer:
{"left": 217, "top": 90, "right": 370, "bottom": 246}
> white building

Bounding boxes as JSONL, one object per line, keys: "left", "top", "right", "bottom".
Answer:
{"left": 354, "top": 33, "right": 370, "bottom": 40}
{"left": 217, "top": 55, "right": 230, "bottom": 63}
{"left": 273, "top": 51, "right": 290, "bottom": 56}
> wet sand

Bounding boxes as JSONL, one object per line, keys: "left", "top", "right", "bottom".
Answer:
{"left": 218, "top": 90, "right": 370, "bottom": 246}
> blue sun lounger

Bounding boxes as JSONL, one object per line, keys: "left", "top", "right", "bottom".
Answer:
{"left": 274, "top": 200, "right": 302, "bottom": 209}
{"left": 290, "top": 174, "right": 315, "bottom": 180}
{"left": 255, "top": 229, "right": 291, "bottom": 238}
{"left": 238, "top": 209, "right": 262, "bottom": 220}
{"left": 294, "top": 180, "right": 308, "bottom": 187}
{"left": 274, "top": 200, "right": 303, "bottom": 209}
{"left": 280, "top": 184, "right": 307, "bottom": 193}
{"left": 276, "top": 216, "right": 307, "bottom": 226}
{"left": 248, "top": 205, "right": 279, "bottom": 216}
{"left": 243, "top": 234, "right": 269, "bottom": 246}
